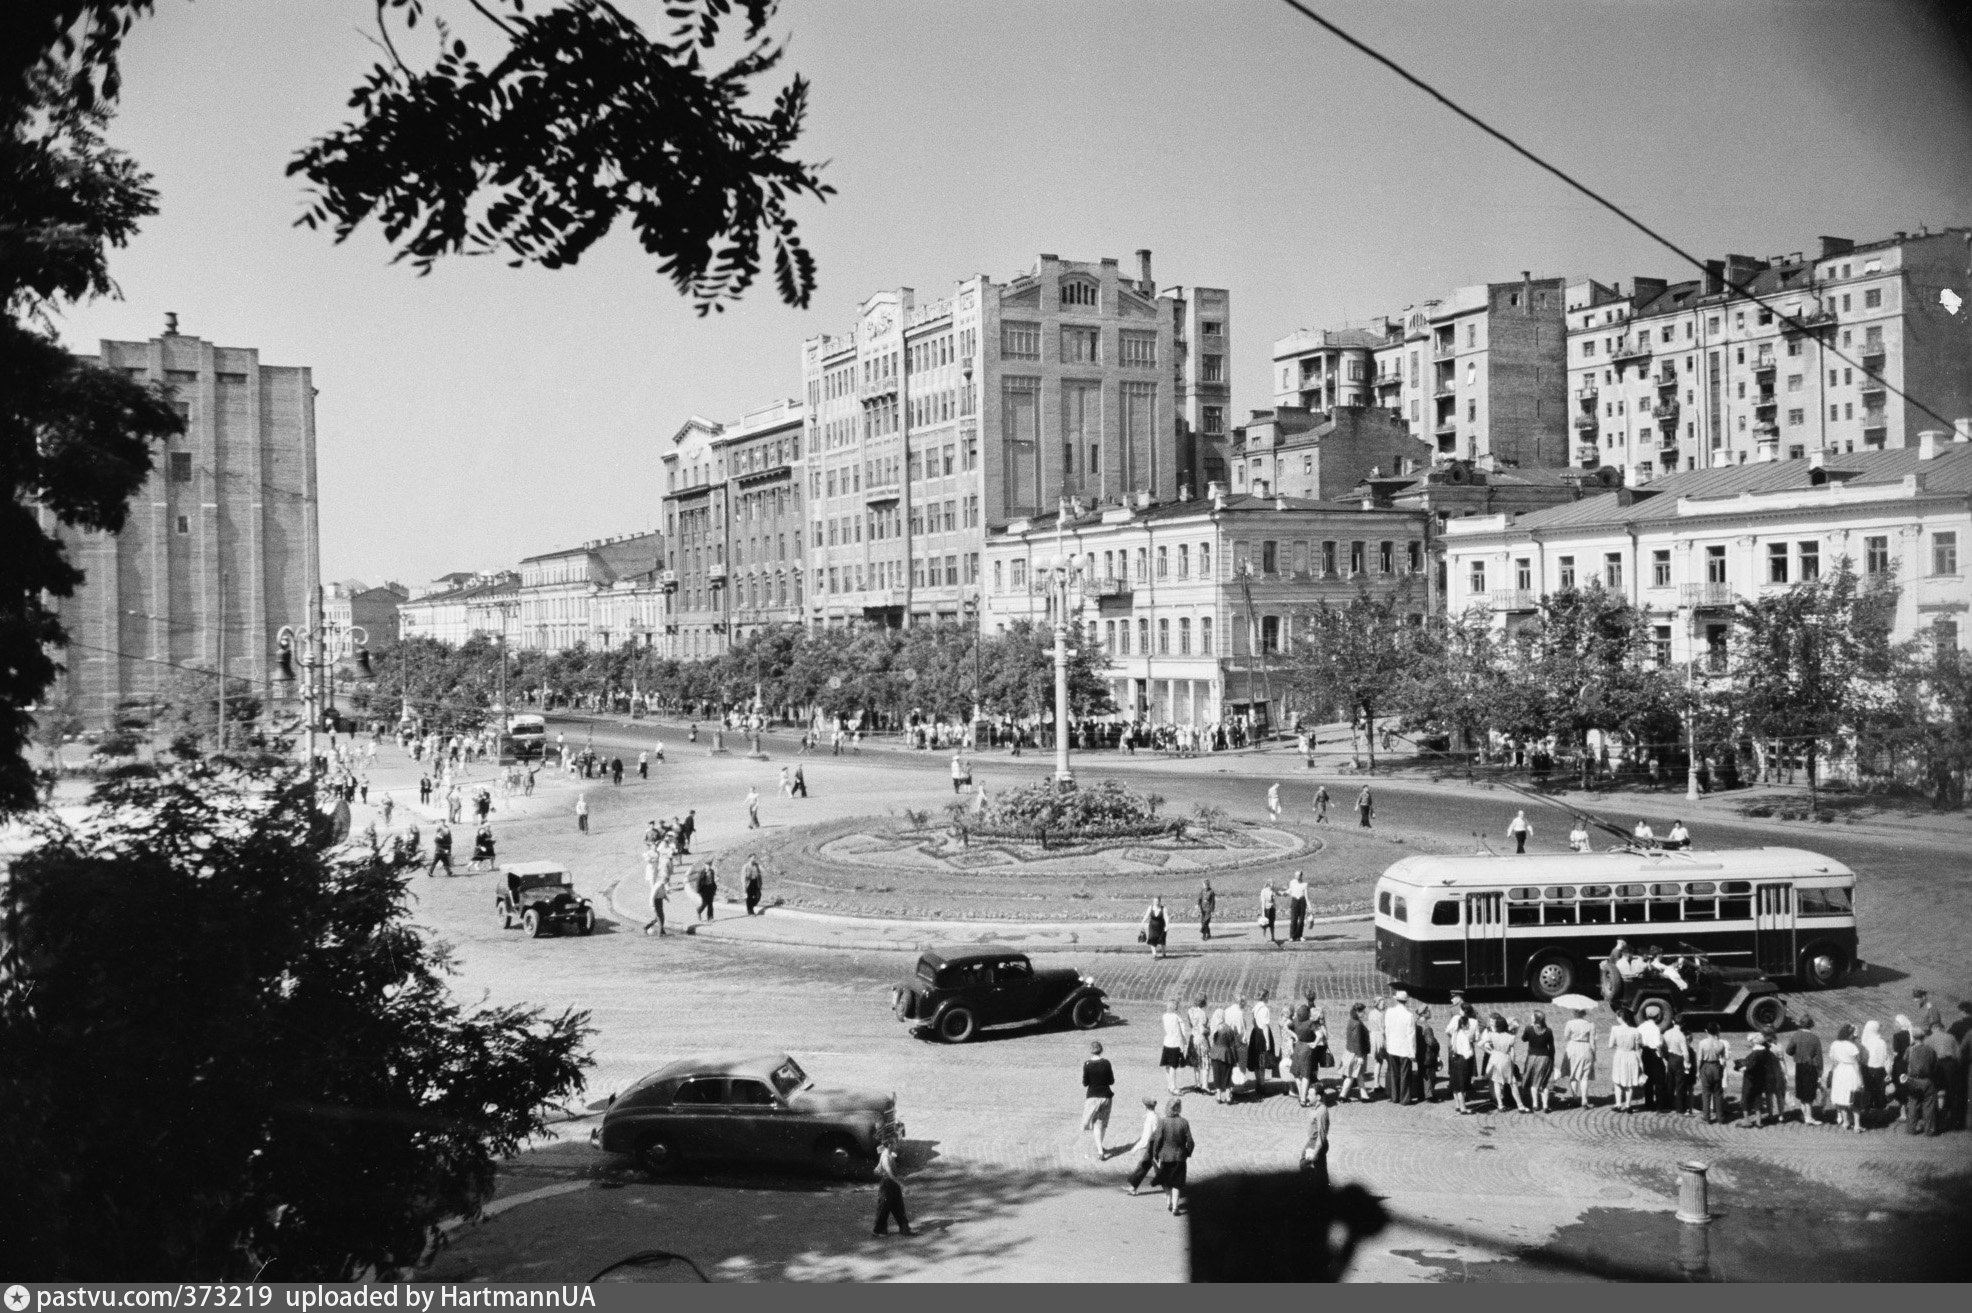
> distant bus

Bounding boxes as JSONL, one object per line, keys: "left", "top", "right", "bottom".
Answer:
{"left": 504, "top": 713, "right": 547, "bottom": 762}
{"left": 1372, "top": 847, "right": 1858, "bottom": 1000}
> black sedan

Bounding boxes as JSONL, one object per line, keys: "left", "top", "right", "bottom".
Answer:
{"left": 892, "top": 947, "right": 1108, "bottom": 1042}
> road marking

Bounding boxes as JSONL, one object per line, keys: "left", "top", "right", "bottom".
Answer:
{"left": 442, "top": 1180, "right": 592, "bottom": 1233}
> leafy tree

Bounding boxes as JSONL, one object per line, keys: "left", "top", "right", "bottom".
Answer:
{"left": 1883, "top": 639, "right": 1972, "bottom": 809}
{"left": 1280, "top": 579, "right": 1425, "bottom": 773}
{"left": 977, "top": 620, "right": 1115, "bottom": 724}
{"left": 1725, "top": 563, "right": 1898, "bottom": 810}
{"left": 0, "top": 756, "right": 591, "bottom": 1278}
{"left": 1505, "top": 584, "right": 1677, "bottom": 788}
{"left": 1396, "top": 609, "right": 1509, "bottom": 758}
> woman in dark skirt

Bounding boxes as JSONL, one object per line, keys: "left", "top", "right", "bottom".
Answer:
{"left": 1141, "top": 896, "right": 1169, "bottom": 960}
{"left": 1290, "top": 1003, "right": 1318, "bottom": 1106}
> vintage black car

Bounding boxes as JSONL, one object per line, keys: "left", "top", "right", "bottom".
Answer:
{"left": 595, "top": 1052, "right": 901, "bottom": 1177}
{"left": 891, "top": 948, "right": 1107, "bottom": 1043}
{"left": 495, "top": 862, "right": 596, "bottom": 937}
{"left": 1617, "top": 947, "right": 1789, "bottom": 1032}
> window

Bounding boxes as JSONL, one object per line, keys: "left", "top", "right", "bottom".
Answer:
{"left": 169, "top": 451, "right": 193, "bottom": 483}
{"left": 1469, "top": 559, "right": 1487, "bottom": 594}
{"left": 174, "top": 514, "right": 189, "bottom": 535}
{"left": 1797, "top": 886, "right": 1853, "bottom": 917}
{"left": 1177, "top": 544, "right": 1190, "bottom": 578}
{"left": 1261, "top": 540, "right": 1278, "bottom": 575}
{"left": 1788, "top": 408, "right": 1804, "bottom": 426}
{"left": 1202, "top": 406, "right": 1225, "bottom": 435}
{"left": 1653, "top": 625, "right": 1672, "bottom": 666}
{"left": 1936, "top": 532, "right": 1960, "bottom": 576}
{"left": 1201, "top": 354, "right": 1224, "bottom": 382}
{"left": 1061, "top": 326, "right": 1100, "bottom": 364}
{"left": 1558, "top": 556, "right": 1575, "bottom": 590}
{"left": 1706, "top": 544, "right": 1727, "bottom": 583}
{"left": 1060, "top": 279, "right": 1097, "bottom": 307}
{"left": 1652, "top": 549, "right": 1670, "bottom": 587}
{"left": 1408, "top": 541, "right": 1422, "bottom": 573}
{"left": 1178, "top": 617, "right": 1192, "bottom": 655}
{"left": 1158, "top": 618, "right": 1171, "bottom": 654}
{"left": 1120, "top": 331, "right": 1156, "bottom": 367}
{"left": 1767, "top": 542, "right": 1789, "bottom": 584}
{"left": 673, "top": 1077, "right": 725, "bottom": 1105}
{"left": 1200, "top": 543, "right": 1211, "bottom": 578}
{"left": 1200, "top": 616, "right": 1213, "bottom": 654}
{"left": 1157, "top": 546, "right": 1170, "bottom": 579}
{"left": 1799, "top": 541, "right": 1820, "bottom": 581}
{"left": 1864, "top": 535, "right": 1890, "bottom": 576}
{"left": 1001, "top": 321, "right": 1040, "bottom": 360}
{"left": 1515, "top": 557, "right": 1531, "bottom": 591}
{"left": 1349, "top": 541, "right": 1365, "bottom": 576}
{"left": 1383, "top": 542, "right": 1397, "bottom": 575}
{"left": 1202, "top": 319, "right": 1223, "bottom": 336}
{"left": 1137, "top": 618, "right": 1150, "bottom": 653}
{"left": 1603, "top": 552, "right": 1623, "bottom": 589}
{"left": 1862, "top": 287, "right": 1882, "bottom": 310}
{"left": 1430, "top": 900, "right": 1460, "bottom": 927}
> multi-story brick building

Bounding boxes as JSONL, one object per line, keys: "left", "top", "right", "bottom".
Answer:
{"left": 1440, "top": 438, "right": 1971, "bottom": 666}
{"left": 660, "top": 400, "right": 806, "bottom": 658}
{"left": 983, "top": 489, "right": 1431, "bottom": 730}
{"left": 1566, "top": 230, "right": 1972, "bottom": 484}
{"left": 323, "top": 581, "right": 408, "bottom": 647}
{"left": 1229, "top": 405, "right": 1432, "bottom": 500}
{"left": 516, "top": 531, "right": 664, "bottom": 652}
{"left": 800, "top": 251, "right": 1230, "bottom": 631}
{"left": 44, "top": 321, "right": 319, "bottom": 724}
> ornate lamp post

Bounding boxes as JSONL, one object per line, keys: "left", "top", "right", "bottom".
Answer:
{"left": 1034, "top": 552, "right": 1084, "bottom": 786}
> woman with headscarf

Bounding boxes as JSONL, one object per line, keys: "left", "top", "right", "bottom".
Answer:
{"left": 1860, "top": 1019, "right": 1891, "bottom": 1116}
{"left": 1827, "top": 1023, "right": 1865, "bottom": 1133}
{"left": 1414, "top": 1006, "right": 1440, "bottom": 1103}
{"left": 1481, "top": 1014, "right": 1525, "bottom": 1113}
{"left": 1562, "top": 1007, "right": 1597, "bottom": 1109}
{"left": 1608, "top": 1007, "right": 1644, "bottom": 1112}
{"left": 1249, "top": 990, "right": 1280, "bottom": 1096}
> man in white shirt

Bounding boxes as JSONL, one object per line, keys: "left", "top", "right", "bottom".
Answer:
{"left": 1637, "top": 1011, "right": 1666, "bottom": 1110}
{"left": 1122, "top": 1097, "right": 1162, "bottom": 1195}
{"left": 1384, "top": 990, "right": 1419, "bottom": 1105}
{"left": 1633, "top": 818, "right": 1656, "bottom": 846}
{"left": 1507, "top": 809, "right": 1533, "bottom": 854}
{"left": 1285, "top": 871, "right": 1310, "bottom": 941}
{"left": 1569, "top": 818, "right": 1592, "bottom": 853}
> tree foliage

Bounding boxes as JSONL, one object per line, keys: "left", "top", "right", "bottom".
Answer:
{"left": 289, "top": 0, "right": 833, "bottom": 313}
{"left": 1280, "top": 579, "right": 1425, "bottom": 771}
{"left": 1396, "top": 609, "right": 1510, "bottom": 754}
{"left": 0, "top": 757, "right": 592, "bottom": 1279}
{"left": 1499, "top": 584, "right": 1676, "bottom": 786}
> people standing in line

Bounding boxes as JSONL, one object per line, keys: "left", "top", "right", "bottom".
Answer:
{"left": 1569, "top": 816, "right": 1592, "bottom": 853}
{"left": 1141, "top": 895, "right": 1169, "bottom": 959}
{"left": 1736, "top": 1032, "right": 1779, "bottom": 1127}
{"left": 1290, "top": 1004, "right": 1319, "bottom": 1107}
{"left": 1860, "top": 1019, "right": 1891, "bottom": 1115}
{"left": 1928, "top": 1021, "right": 1962, "bottom": 1134}
{"left": 1249, "top": 991, "right": 1280, "bottom": 1096}
{"left": 1339, "top": 1003, "right": 1372, "bottom": 1103}
{"left": 1828, "top": 1024, "right": 1865, "bottom": 1132}
{"left": 1384, "top": 990, "right": 1417, "bottom": 1106}
{"left": 745, "top": 785, "right": 761, "bottom": 830}
{"left": 1196, "top": 880, "right": 1216, "bottom": 941}
{"left": 1258, "top": 881, "right": 1279, "bottom": 948}
{"left": 1481, "top": 1014, "right": 1525, "bottom": 1113}
{"left": 1782, "top": 1015, "right": 1825, "bottom": 1126}
{"left": 1520, "top": 1013, "right": 1556, "bottom": 1112}
{"left": 1693, "top": 1024, "right": 1731, "bottom": 1124}
{"left": 1662, "top": 1015, "right": 1691, "bottom": 1115}
{"left": 694, "top": 860, "right": 718, "bottom": 921}
{"left": 1507, "top": 809, "right": 1533, "bottom": 854}
{"left": 1266, "top": 783, "right": 1281, "bottom": 823}
{"left": 1666, "top": 819, "right": 1691, "bottom": 850}
{"left": 870, "top": 1136, "right": 913, "bottom": 1237}
{"left": 1082, "top": 1041, "right": 1116, "bottom": 1160}
{"left": 1356, "top": 784, "right": 1374, "bottom": 829}
{"left": 1160, "top": 1001, "right": 1191, "bottom": 1095}
{"left": 1412, "top": 1007, "right": 1439, "bottom": 1104}
{"left": 575, "top": 793, "right": 589, "bottom": 834}
{"left": 1285, "top": 870, "right": 1309, "bottom": 942}
{"left": 1608, "top": 1008, "right": 1644, "bottom": 1113}
{"left": 1208, "top": 1008, "right": 1237, "bottom": 1104}
{"left": 1912, "top": 988, "right": 1944, "bottom": 1034}
{"left": 1636, "top": 1007, "right": 1666, "bottom": 1110}
{"left": 1562, "top": 1008, "right": 1597, "bottom": 1110}
{"left": 1312, "top": 784, "right": 1330, "bottom": 824}
{"left": 1905, "top": 1026, "right": 1942, "bottom": 1135}
{"left": 1364, "top": 996, "right": 1387, "bottom": 1098}
{"left": 426, "top": 822, "right": 454, "bottom": 878}
{"left": 1147, "top": 1098, "right": 1195, "bottom": 1216}
{"left": 1300, "top": 1090, "right": 1334, "bottom": 1193}
{"left": 1122, "top": 1096, "right": 1162, "bottom": 1196}
{"left": 742, "top": 854, "right": 764, "bottom": 916}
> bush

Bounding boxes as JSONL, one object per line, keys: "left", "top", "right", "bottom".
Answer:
{"left": 1190, "top": 802, "right": 1230, "bottom": 831}
{"left": 984, "top": 778, "right": 1160, "bottom": 832}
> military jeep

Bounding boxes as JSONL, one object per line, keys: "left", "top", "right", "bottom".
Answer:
{"left": 496, "top": 862, "right": 596, "bottom": 938}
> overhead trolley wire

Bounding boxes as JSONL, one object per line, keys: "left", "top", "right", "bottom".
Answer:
{"left": 1274, "top": 0, "right": 1969, "bottom": 437}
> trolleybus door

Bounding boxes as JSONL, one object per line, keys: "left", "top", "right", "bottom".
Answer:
{"left": 1753, "top": 883, "right": 1795, "bottom": 977}
{"left": 1464, "top": 891, "right": 1506, "bottom": 989}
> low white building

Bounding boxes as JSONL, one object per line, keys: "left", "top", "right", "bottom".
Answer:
{"left": 1440, "top": 435, "right": 1971, "bottom": 665}
{"left": 397, "top": 573, "right": 519, "bottom": 647}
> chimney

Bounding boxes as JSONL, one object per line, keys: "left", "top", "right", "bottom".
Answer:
{"left": 1521, "top": 270, "right": 1532, "bottom": 312}
{"left": 1633, "top": 277, "right": 1668, "bottom": 305}
{"left": 1136, "top": 248, "right": 1154, "bottom": 294}
{"left": 1722, "top": 253, "right": 1768, "bottom": 289}
{"left": 1702, "top": 260, "right": 1725, "bottom": 296}
{"left": 164, "top": 312, "right": 179, "bottom": 335}
{"left": 1918, "top": 429, "right": 1942, "bottom": 461}
{"left": 1275, "top": 495, "right": 1289, "bottom": 512}
{"left": 1818, "top": 236, "right": 1854, "bottom": 259}
{"left": 1809, "top": 449, "right": 1826, "bottom": 470}
{"left": 1206, "top": 480, "right": 1226, "bottom": 501}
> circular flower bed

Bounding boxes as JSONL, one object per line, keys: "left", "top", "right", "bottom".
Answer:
{"left": 960, "top": 778, "right": 1179, "bottom": 843}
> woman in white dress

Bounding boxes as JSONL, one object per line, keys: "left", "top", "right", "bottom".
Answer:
{"left": 1160, "top": 1000, "right": 1191, "bottom": 1095}
{"left": 1827, "top": 1023, "right": 1865, "bottom": 1132}
{"left": 1186, "top": 995, "right": 1210, "bottom": 1093}
{"left": 1608, "top": 1008, "right": 1644, "bottom": 1112}
{"left": 1859, "top": 1019, "right": 1891, "bottom": 1115}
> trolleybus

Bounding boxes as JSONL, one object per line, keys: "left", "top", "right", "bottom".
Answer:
{"left": 1373, "top": 846, "right": 1857, "bottom": 1000}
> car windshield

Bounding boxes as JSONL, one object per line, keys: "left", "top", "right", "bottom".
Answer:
{"left": 771, "top": 1058, "right": 808, "bottom": 1097}
{"left": 916, "top": 956, "right": 940, "bottom": 984}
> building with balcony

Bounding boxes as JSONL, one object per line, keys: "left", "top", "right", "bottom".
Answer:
{"left": 1439, "top": 436, "right": 1971, "bottom": 668}
{"left": 981, "top": 488, "right": 1430, "bottom": 730}
{"left": 516, "top": 531, "right": 665, "bottom": 653}
{"left": 800, "top": 250, "right": 1228, "bottom": 631}
{"left": 1566, "top": 229, "right": 1972, "bottom": 485}
{"left": 43, "top": 321, "right": 319, "bottom": 725}
{"left": 661, "top": 400, "right": 807, "bottom": 658}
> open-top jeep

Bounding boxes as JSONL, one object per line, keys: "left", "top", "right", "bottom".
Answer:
{"left": 1618, "top": 946, "right": 1789, "bottom": 1032}
{"left": 496, "top": 861, "right": 596, "bottom": 938}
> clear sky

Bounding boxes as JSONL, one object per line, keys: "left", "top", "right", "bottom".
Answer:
{"left": 53, "top": 0, "right": 1972, "bottom": 588}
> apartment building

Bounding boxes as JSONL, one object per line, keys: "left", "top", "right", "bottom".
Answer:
{"left": 1271, "top": 324, "right": 1396, "bottom": 414}
{"left": 1567, "top": 229, "right": 1972, "bottom": 484}
{"left": 1229, "top": 405, "right": 1432, "bottom": 500}
{"left": 323, "top": 581, "right": 407, "bottom": 647}
{"left": 660, "top": 400, "right": 807, "bottom": 658}
{"left": 45, "top": 321, "right": 319, "bottom": 724}
{"left": 982, "top": 490, "right": 1430, "bottom": 730}
{"left": 1440, "top": 437, "right": 1971, "bottom": 666}
{"left": 398, "top": 573, "right": 520, "bottom": 647}
{"left": 516, "top": 531, "right": 664, "bottom": 652}
{"left": 800, "top": 250, "right": 1229, "bottom": 631}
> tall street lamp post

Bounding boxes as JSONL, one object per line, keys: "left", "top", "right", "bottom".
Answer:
{"left": 1036, "top": 552, "right": 1083, "bottom": 786}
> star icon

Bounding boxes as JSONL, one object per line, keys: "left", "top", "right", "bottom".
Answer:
{"left": 5, "top": 1285, "right": 31, "bottom": 1312}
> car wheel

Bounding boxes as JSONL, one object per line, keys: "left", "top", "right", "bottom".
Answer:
{"left": 814, "top": 1133, "right": 863, "bottom": 1178}
{"left": 1798, "top": 947, "right": 1843, "bottom": 990}
{"left": 937, "top": 1007, "right": 976, "bottom": 1043}
{"left": 1528, "top": 954, "right": 1577, "bottom": 1001}
{"left": 1635, "top": 994, "right": 1674, "bottom": 1027}
{"left": 638, "top": 1134, "right": 682, "bottom": 1176}
{"left": 497, "top": 901, "right": 512, "bottom": 930}
{"left": 522, "top": 908, "right": 545, "bottom": 938}
{"left": 1070, "top": 994, "right": 1105, "bottom": 1030}
{"left": 1745, "top": 995, "right": 1786, "bottom": 1032}
{"left": 577, "top": 907, "right": 596, "bottom": 936}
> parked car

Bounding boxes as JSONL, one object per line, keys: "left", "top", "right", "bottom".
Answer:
{"left": 495, "top": 862, "right": 595, "bottom": 937}
{"left": 595, "top": 1052, "right": 901, "bottom": 1177}
{"left": 1617, "top": 948, "right": 1789, "bottom": 1032}
{"left": 891, "top": 947, "right": 1107, "bottom": 1043}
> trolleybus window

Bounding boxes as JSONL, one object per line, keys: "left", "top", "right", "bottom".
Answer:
{"left": 1543, "top": 886, "right": 1577, "bottom": 925}
{"left": 1377, "top": 890, "right": 1391, "bottom": 916}
{"left": 1579, "top": 885, "right": 1613, "bottom": 924}
{"left": 1614, "top": 883, "right": 1648, "bottom": 924}
{"left": 1430, "top": 900, "right": 1459, "bottom": 926}
{"left": 1684, "top": 881, "right": 1718, "bottom": 920}
{"left": 1719, "top": 881, "right": 1752, "bottom": 919}
{"left": 1649, "top": 882, "right": 1682, "bottom": 923}
{"left": 1798, "top": 886, "right": 1853, "bottom": 916}
{"left": 1507, "top": 887, "right": 1542, "bottom": 927}
{"left": 1391, "top": 895, "right": 1408, "bottom": 922}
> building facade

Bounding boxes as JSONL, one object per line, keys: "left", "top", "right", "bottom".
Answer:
{"left": 398, "top": 573, "right": 519, "bottom": 647}
{"left": 1440, "top": 440, "right": 1971, "bottom": 665}
{"left": 1566, "top": 230, "right": 1972, "bottom": 485}
{"left": 45, "top": 323, "right": 319, "bottom": 724}
{"left": 323, "top": 581, "right": 407, "bottom": 648}
{"left": 982, "top": 492, "right": 1431, "bottom": 729}
{"left": 660, "top": 400, "right": 807, "bottom": 659}
{"left": 1230, "top": 405, "right": 1433, "bottom": 500}
{"left": 800, "top": 251, "right": 1230, "bottom": 631}
{"left": 516, "top": 531, "right": 664, "bottom": 653}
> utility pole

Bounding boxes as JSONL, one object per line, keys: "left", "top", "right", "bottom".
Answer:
{"left": 1685, "top": 603, "right": 1702, "bottom": 802}
{"left": 216, "top": 570, "right": 226, "bottom": 752}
